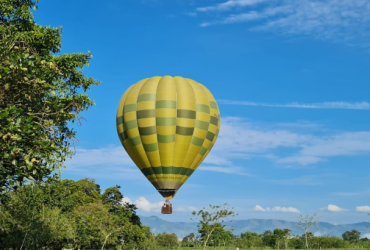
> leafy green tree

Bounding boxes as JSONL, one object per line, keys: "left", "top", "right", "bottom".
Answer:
{"left": 0, "top": 182, "right": 76, "bottom": 249}
{"left": 342, "top": 229, "right": 361, "bottom": 244}
{"left": 262, "top": 230, "right": 275, "bottom": 247}
{"left": 156, "top": 232, "right": 180, "bottom": 249}
{"left": 182, "top": 232, "right": 196, "bottom": 247}
{"left": 240, "top": 231, "right": 263, "bottom": 248}
{"left": 206, "top": 223, "right": 233, "bottom": 248}
{"left": 102, "top": 185, "right": 140, "bottom": 225}
{"left": 274, "top": 228, "right": 286, "bottom": 249}
{"left": 191, "top": 203, "right": 236, "bottom": 250}
{"left": 73, "top": 202, "right": 126, "bottom": 250}
{"left": 218, "top": 228, "right": 233, "bottom": 248}
{"left": 0, "top": 178, "right": 144, "bottom": 250}
{"left": 283, "top": 228, "right": 291, "bottom": 249}
{"left": 0, "top": 0, "right": 100, "bottom": 191}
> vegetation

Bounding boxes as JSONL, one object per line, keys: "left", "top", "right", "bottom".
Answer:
{"left": 0, "top": 178, "right": 151, "bottom": 249}
{"left": 3, "top": 179, "right": 366, "bottom": 250}
{"left": 0, "top": 0, "right": 100, "bottom": 191}
{"left": 295, "top": 213, "right": 321, "bottom": 249}
{"left": 0, "top": 1, "right": 369, "bottom": 250}
{"left": 191, "top": 203, "right": 236, "bottom": 250}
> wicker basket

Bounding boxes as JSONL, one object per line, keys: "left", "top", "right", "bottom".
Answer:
{"left": 161, "top": 204, "right": 173, "bottom": 214}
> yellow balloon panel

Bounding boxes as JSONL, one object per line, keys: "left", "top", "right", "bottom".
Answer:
{"left": 116, "top": 76, "right": 220, "bottom": 198}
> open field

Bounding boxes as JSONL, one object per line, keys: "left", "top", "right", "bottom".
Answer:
{"left": 159, "top": 248, "right": 370, "bottom": 250}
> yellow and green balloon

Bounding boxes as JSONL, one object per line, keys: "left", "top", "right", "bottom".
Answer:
{"left": 116, "top": 76, "right": 220, "bottom": 200}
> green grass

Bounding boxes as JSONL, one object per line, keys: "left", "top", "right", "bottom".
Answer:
{"left": 163, "top": 248, "right": 370, "bottom": 250}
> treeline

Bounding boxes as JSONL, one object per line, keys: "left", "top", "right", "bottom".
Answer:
{"left": 181, "top": 229, "right": 370, "bottom": 249}
{"left": 0, "top": 179, "right": 156, "bottom": 250}
{"left": 1, "top": 178, "right": 369, "bottom": 250}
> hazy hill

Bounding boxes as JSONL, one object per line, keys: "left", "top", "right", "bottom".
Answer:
{"left": 140, "top": 216, "right": 370, "bottom": 239}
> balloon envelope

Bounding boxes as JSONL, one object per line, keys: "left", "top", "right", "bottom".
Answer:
{"left": 116, "top": 76, "right": 220, "bottom": 200}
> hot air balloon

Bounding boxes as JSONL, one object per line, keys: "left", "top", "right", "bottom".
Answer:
{"left": 116, "top": 76, "right": 220, "bottom": 214}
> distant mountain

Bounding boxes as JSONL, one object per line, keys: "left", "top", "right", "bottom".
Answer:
{"left": 140, "top": 216, "right": 370, "bottom": 239}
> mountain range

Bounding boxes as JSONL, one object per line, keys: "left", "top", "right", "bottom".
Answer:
{"left": 140, "top": 216, "right": 370, "bottom": 239}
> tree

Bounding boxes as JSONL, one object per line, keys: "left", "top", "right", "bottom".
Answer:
{"left": 0, "top": 178, "right": 143, "bottom": 249}
{"left": 156, "top": 232, "right": 180, "bottom": 249}
{"left": 207, "top": 223, "right": 233, "bottom": 248}
{"left": 182, "top": 233, "right": 196, "bottom": 247}
{"left": 342, "top": 229, "right": 361, "bottom": 244}
{"left": 274, "top": 228, "right": 286, "bottom": 250}
{"left": 73, "top": 202, "right": 126, "bottom": 250}
{"left": 262, "top": 230, "right": 275, "bottom": 247}
{"left": 218, "top": 228, "right": 233, "bottom": 248}
{"left": 283, "top": 228, "right": 291, "bottom": 249}
{"left": 240, "top": 231, "right": 262, "bottom": 248}
{"left": 296, "top": 213, "right": 321, "bottom": 249}
{"left": 191, "top": 203, "right": 237, "bottom": 250}
{"left": 0, "top": 0, "right": 100, "bottom": 191}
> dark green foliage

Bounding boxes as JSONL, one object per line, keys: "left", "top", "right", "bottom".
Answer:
{"left": 342, "top": 229, "right": 361, "bottom": 243}
{"left": 0, "top": 178, "right": 151, "bottom": 250}
{"left": 262, "top": 230, "right": 276, "bottom": 247}
{"left": 0, "top": 0, "right": 100, "bottom": 191}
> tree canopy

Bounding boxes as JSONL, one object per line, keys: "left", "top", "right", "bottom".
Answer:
{"left": 0, "top": 178, "right": 148, "bottom": 250}
{"left": 0, "top": 0, "right": 100, "bottom": 191}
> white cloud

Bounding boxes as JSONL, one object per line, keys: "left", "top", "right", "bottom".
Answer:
{"left": 333, "top": 190, "right": 370, "bottom": 196}
{"left": 64, "top": 146, "right": 143, "bottom": 179}
{"left": 123, "top": 196, "right": 196, "bottom": 213}
{"left": 175, "top": 206, "right": 197, "bottom": 212}
{"left": 185, "top": 12, "right": 197, "bottom": 17}
{"left": 252, "top": 205, "right": 300, "bottom": 213}
{"left": 66, "top": 146, "right": 135, "bottom": 168}
{"left": 207, "top": 117, "right": 370, "bottom": 167}
{"left": 320, "top": 204, "right": 348, "bottom": 212}
{"left": 268, "top": 175, "right": 322, "bottom": 186}
{"left": 196, "top": 0, "right": 370, "bottom": 46}
{"left": 355, "top": 206, "right": 370, "bottom": 213}
{"left": 197, "top": 0, "right": 269, "bottom": 12}
{"left": 121, "top": 197, "right": 133, "bottom": 204}
{"left": 199, "top": 166, "right": 253, "bottom": 176}
{"left": 276, "top": 155, "right": 324, "bottom": 165}
{"left": 123, "top": 197, "right": 163, "bottom": 213}
{"left": 363, "top": 233, "right": 370, "bottom": 239}
{"left": 65, "top": 117, "right": 370, "bottom": 182}
{"left": 219, "top": 100, "right": 370, "bottom": 110}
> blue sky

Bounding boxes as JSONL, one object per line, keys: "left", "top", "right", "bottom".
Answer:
{"left": 34, "top": 0, "right": 370, "bottom": 225}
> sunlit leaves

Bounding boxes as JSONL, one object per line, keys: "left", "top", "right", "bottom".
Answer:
{"left": 0, "top": 0, "right": 100, "bottom": 190}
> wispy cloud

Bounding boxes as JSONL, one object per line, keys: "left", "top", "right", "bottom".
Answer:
{"left": 175, "top": 206, "right": 198, "bottom": 212}
{"left": 65, "top": 117, "right": 370, "bottom": 181}
{"left": 320, "top": 204, "right": 348, "bottom": 212}
{"left": 199, "top": 166, "right": 253, "bottom": 176}
{"left": 64, "top": 146, "right": 142, "bottom": 180}
{"left": 333, "top": 190, "right": 370, "bottom": 196}
{"left": 196, "top": 0, "right": 370, "bottom": 46}
{"left": 219, "top": 100, "right": 370, "bottom": 110}
{"left": 355, "top": 206, "right": 370, "bottom": 213}
{"left": 267, "top": 175, "right": 322, "bottom": 186}
{"left": 208, "top": 117, "right": 370, "bottom": 167}
{"left": 252, "top": 205, "right": 300, "bottom": 213}
{"left": 197, "top": 0, "right": 269, "bottom": 12}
